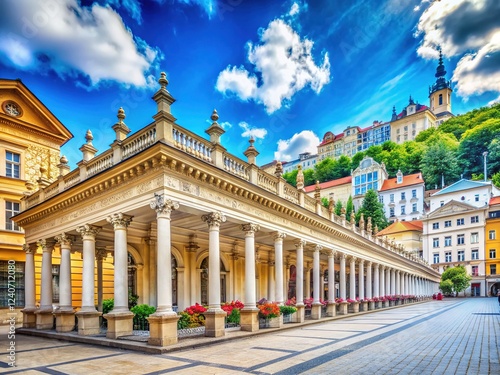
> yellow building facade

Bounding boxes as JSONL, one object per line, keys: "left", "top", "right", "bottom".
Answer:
{"left": 485, "top": 196, "right": 500, "bottom": 295}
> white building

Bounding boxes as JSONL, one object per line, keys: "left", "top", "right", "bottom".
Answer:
{"left": 351, "top": 156, "right": 388, "bottom": 210}
{"left": 378, "top": 171, "right": 425, "bottom": 223}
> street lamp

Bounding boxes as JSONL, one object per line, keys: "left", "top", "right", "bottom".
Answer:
{"left": 483, "top": 151, "right": 488, "bottom": 182}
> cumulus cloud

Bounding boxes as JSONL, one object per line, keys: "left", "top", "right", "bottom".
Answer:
{"left": 104, "top": 0, "right": 143, "bottom": 24}
{"left": 0, "top": 0, "right": 163, "bottom": 88}
{"left": 274, "top": 130, "right": 320, "bottom": 162}
{"left": 216, "top": 16, "right": 330, "bottom": 113}
{"left": 415, "top": 0, "right": 500, "bottom": 99}
{"left": 239, "top": 121, "right": 267, "bottom": 139}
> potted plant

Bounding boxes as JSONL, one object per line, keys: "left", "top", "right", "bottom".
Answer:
{"left": 280, "top": 305, "right": 297, "bottom": 323}
{"left": 257, "top": 298, "right": 281, "bottom": 328}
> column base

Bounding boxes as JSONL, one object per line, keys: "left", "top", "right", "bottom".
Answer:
{"left": 54, "top": 309, "right": 76, "bottom": 332}
{"left": 311, "top": 303, "right": 322, "bottom": 320}
{"left": 350, "top": 302, "right": 359, "bottom": 313}
{"left": 361, "top": 301, "right": 368, "bottom": 312}
{"left": 21, "top": 307, "right": 37, "bottom": 328}
{"left": 294, "top": 305, "right": 305, "bottom": 323}
{"left": 384, "top": 300, "right": 390, "bottom": 308}
{"left": 35, "top": 308, "right": 54, "bottom": 330}
{"left": 147, "top": 312, "right": 179, "bottom": 346}
{"left": 103, "top": 310, "right": 133, "bottom": 339}
{"left": 338, "top": 302, "right": 349, "bottom": 315}
{"left": 76, "top": 310, "right": 102, "bottom": 336}
{"left": 368, "top": 301, "right": 375, "bottom": 311}
{"left": 204, "top": 309, "right": 227, "bottom": 337}
{"left": 326, "top": 302, "right": 336, "bottom": 317}
{"left": 240, "top": 308, "right": 259, "bottom": 332}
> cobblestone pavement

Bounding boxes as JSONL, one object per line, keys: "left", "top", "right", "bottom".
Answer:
{"left": 1, "top": 298, "right": 499, "bottom": 374}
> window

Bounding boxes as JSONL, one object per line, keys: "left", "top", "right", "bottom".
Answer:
{"left": 471, "top": 249, "right": 479, "bottom": 260}
{"left": 445, "top": 220, "right": 451, "bottom": 228}
{"left": 444, "top": 236, "right": 452, "bottom": 247}
{"left": 471, "top": 232, "right": 479, "bottom": 244}
{"left": 0, "top": 261, "right": 25, "bottom": 307}
{"left": 6, "top": 151, "right": 20, "bottom": 179}
{"left": 390, "top": 194, "right": 394, "bottom": 203}
{"left": 457, "top": 234, "right": 465, "bottom": 245}
{"left": 389, "top": 207, "right": 395, "bottom": 217}
{"left": 439, "top": 94, "right": 443, "bottom": 105}
{"left": 457, "top": 218, "right": 464, "bottom": 226}
{"left": 379, "top": 196, "right": 384, "bottom": 204}
{"left": 401, "top": 192, "right": 406, "bottom": 200}
{"left": 433, "top": 238, "right": 439, "bottom": 248}
{"left": 471, "top": 216, "right": 479, "bottom": 223}
{"left": 445, "top": 252, "right": 452, "bottom": 262}
{"left": 433, "top": 253, "right": 440, "bottom": 264}
{"left": 490, "top": 249, "right": 496, "bottom": 259}
{"left": 5, "top": 201, "right": 20, "bottom": 231}
{"left": 472, "top": 265, "right": 478, "bottom": 276}
{"left": 489, "top": 230, "right": 496, "bottom": 240}
{"left": 491, "top": 264, "right": 497, "bottom": 275}
{"left": 433, "top": 223, "right": 439, "bottom": 230}
{"left": 474, "top": 194, "right": 479, "bottom": 202}
{"left": 52, "top": 265, "right": 60, "bottom": 303}
{"left": 457, "top": 250, "right": 465, "bottom": 261}
{"left": 401, "top": 206, "right": 406, "bottom": 215}
{"left": 440, "top": 201, "right": 445, "bottom": 207}
{"left": 412, "top": 203, "right": 417, "bottom": 213}
{"left": 412, "top": 189, "right": 417, "bottom": 198}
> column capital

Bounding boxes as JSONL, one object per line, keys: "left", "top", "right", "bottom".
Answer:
{"left": 328, "top": 249, "right": 336, "bottom": 258}
{"left": 150, "top": 192, "right": 179, "bottom": 217}
{"left": 107, "top": 213, "right": 133, "bottom": 229}
{"left": 23, "top": 243, "right": 35, "bottom": 254}
{"left": 367, "top": 261, "right": 373, "bottom": 267}
{"left": 273, "top": 231, "right": 286, "bottom": 241}
{"left": 201, "top": 211, "right": 226, "bottom": 229}
{"left": 54, "top": 233, "right": 75, "bottom": 248}
{"left": 340, "top": 253, "right": 347, "bottom": 261}
{"left": 37, "top": 239, "right": 55, "bottom": 253}
{"left": 358, "top": 258, "right": 365, "bottom": 265}
{"left": 313, "top": 244, "right": 323, "bottom": 252}
{"left": 76, "top": 224, "right": 102, "bottom": 239}
{"left": 294, "top": 239, "right": 306, "bottom": 248}
{"left": 240, "top": 223, "right": 260, "bottom": 234}
{"left": 96, "top": 248, "right": 109, "bottom": 261}
{"left": 349, "top": 256, "right": 357, "bottom": 263}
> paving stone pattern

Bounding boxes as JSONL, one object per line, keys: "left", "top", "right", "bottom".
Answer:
{"left": 0, "top": 298, "right": 498, "bottom": 374}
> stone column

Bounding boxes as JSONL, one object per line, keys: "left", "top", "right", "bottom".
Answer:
{"left": 105, "top": 213, "right": 134, "bottom": 339}
{"left": 390, "top": 268, "right": 396, "bottom": 297}
{"left": 274, "top": 232, "right": 286, "bottom": 305}
{"left": 385, "top": 267, "right": 391, "bottom": 307}
{"left": 339, "top": 254, "right": 348, "bottom": 315}
{"left": 35, "top": 239, "right": 55, "bottom": 329}
{"left": 75, "top": 225, "right": 102, "bottom": 335}
{"left": 366, "top": 262, "right": 374, "bottom": 310}
{"left": 349, "top": 257, "right": 359, "bottom": 313}
{"left": 22, "top": 244, "right": 36, "bottom": 328}
{"left": 359, "top": 259, "right": 367, "bottom": 311}
{"left": 305, "top": 263, "right": 311, "bottom": 299}
{"left": 240, "top": 223, "right": 260, "bottom": 332}
{"left": 148, "top": 194, "right": 180, "bottom": 346}
{"left": 380, "top": 265, "right": 385, "bottom": 301}
{"left": 326, "top": 250, "right": 336, "bottom": 317}
{"left": 373, "top": 263, "right": 380, "bottom": 299}
{"left": 396, "top": 271, "right": 401, "bottom": 296}
{"left": 268, "top": 255, "right": 275, "bottom": 302}
{"left": 148, "top": 237, "right": 157, "bottom": 307}
{"left": 96, "top": 248, "right": 108, "bottom": 312}
{"left": 54, "top": 233, "right": 75, "bottom": 332}
{"left": 294, "top": 240, "right": 306, "bottom": 323}
{"left": 201, "top": 212, "right": 227, "bottom": 337}
{"left": 311, "top": 245, "right": 322, "bottom": 319}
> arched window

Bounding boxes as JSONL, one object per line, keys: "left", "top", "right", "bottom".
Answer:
{"left": 439, "top": 94, "right": 443, "bottom": 105}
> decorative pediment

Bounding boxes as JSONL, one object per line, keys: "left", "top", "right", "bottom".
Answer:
{"left": 428, "top": 200, "right": 477, "bottom": 218}
{"left": 0, "top": 79, "right": 73, "bottom": 146}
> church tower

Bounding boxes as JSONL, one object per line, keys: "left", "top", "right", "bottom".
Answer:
{"left": 429, "top": 49, "right": 453, "bottom": 124}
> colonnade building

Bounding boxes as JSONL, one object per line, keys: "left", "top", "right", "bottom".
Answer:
{"left": 12, "top": 73, "right": 440, "bottom": 346}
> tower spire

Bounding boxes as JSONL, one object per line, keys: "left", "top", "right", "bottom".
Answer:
{"left": 429, "top": 46, "right": 451, "bottom": 94}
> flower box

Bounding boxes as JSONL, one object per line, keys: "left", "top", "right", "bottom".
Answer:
{"left": 259, "top": 315, "right": 282, "bottom": 329}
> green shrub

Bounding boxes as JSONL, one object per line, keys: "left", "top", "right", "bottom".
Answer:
{"left": 226, "top": 308, "right": 240, "bottom": 324}
{"left": 280, "top": 305, "right": 297, "bottom": 316}
{"left": 102, "top": 298, "right": 114, "bottom": 315}
{"left": 130, "top": 304, "right": 156, "bottom": 320}
{"left": 177, "top": 312, "right": 191, "bottom": 329}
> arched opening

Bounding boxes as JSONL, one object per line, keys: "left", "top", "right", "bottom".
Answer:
{"left": 288, "top": 265, "right": 296, "bottom": 300}
{"left": 172, "top": 256, "right": 178, "bottom": 309}
{"left": 200, "top": 258, "right": 227, "bottom": 305}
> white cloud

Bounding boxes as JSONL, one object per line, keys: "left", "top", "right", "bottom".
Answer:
{"left": 216, "top": 18, "right": 330, "bottom": 113}
{"left": 104, "top": 0, "right": 143, "bottom": 24}
{"left": 415, "top": 0, "right": 500, "bottom": 99}
{"left": 238, "top": 121, "right": 267, "bottom": 139}
{"left": 289, "top": 2, "right": 300, "bottom": 17}
{"left": 0, "top": 0, "right": 163, "bottom": 88}
{"left": 274, "top": 130, "right": 319, "bottom": 162}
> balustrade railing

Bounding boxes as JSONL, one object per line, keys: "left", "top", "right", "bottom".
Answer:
{"left": 257, "top": 171, "right": 278, "bottom": 193}
{"left": 87, "top": 150, "right": 114, "bottom": 177}
{"left": 172, "top": 126, "right": 212, "bottom": 162}
{"left": 223, "top": 153, "right": 249, "bottom": 180}
{"left": 122, "top": 124, "right": 156, "bottom": 159}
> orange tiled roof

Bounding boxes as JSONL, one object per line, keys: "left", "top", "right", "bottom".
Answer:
{"left": 490, "top": 196, "right": 500, "bottom": 206}
{"left": 376, "top": 220, "right": 423, "bottom": 236}
{"left": 379, "top": 173, "right": 424, "bottom": 191}
{"left": 304, "top": 176, "right": 352, "bottom": 192}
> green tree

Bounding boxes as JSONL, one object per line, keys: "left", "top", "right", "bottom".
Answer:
{"left": 420, "top": 142, "right": 460, "bottom": 189}
{"left": 356, "top": 189, "right": 388, "bottom": 230}
{"left": 492, "top": 171, "right": 500, "bottom": 188}
{"left": 303, "top": 169, "right": 315, "bottom": 187}
{"left": 282, "top": 170, "right": 297, "bottom": 187}
{"left": 440, "top": 265, "right": 471, "bottom": 296}
{"left": 314, "top": 157, "right": 337, "bottom": 182}
{"left": 487, "top": 138, "right": 500, "bottom": 178}
{"left": 334, "top": 200, "right": 343, "bottom": 216}
{"left": 345, "top": 196, "right": 354, "bottom": 219}
{"left": 321, "top": 197, "right": 329, "bottom": 208}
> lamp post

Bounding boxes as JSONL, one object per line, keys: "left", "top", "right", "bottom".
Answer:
{"left": 483, "top": 151, "right": 488, "bottom": 182}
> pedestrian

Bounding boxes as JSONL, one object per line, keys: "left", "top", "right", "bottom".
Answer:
{"left": 498, "top": 291, "right": 500, "bottom": 307}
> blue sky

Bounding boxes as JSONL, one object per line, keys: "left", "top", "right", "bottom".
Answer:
{"left": 1, "top": 0, "right": 499, "bottom": 168}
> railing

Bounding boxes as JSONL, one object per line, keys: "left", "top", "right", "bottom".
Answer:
{"left": 87, "top": 150, "right": 113, "bottom": 177}
{"left": 44, "top": 184, "right": 59, "bottom": 199}
{"left": 223, "top": 153, "right": 249, "bottom": 180}
{"left": 304, "top": 195, "right": 316, "bottom": 212}
{"left": 122, "top": 124, "right": 156, "bottom": 159}
{"left": 283, "top": 184, "right": 299, "bottom": 204}
{"left": 172, "top": 126, "right": 212, "bottom": 162}
{"left": 257, "top": 170, "right": 278, "bottom": 193}
{"left": 64, "top": 170, "right": 81, "bottom": 190}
